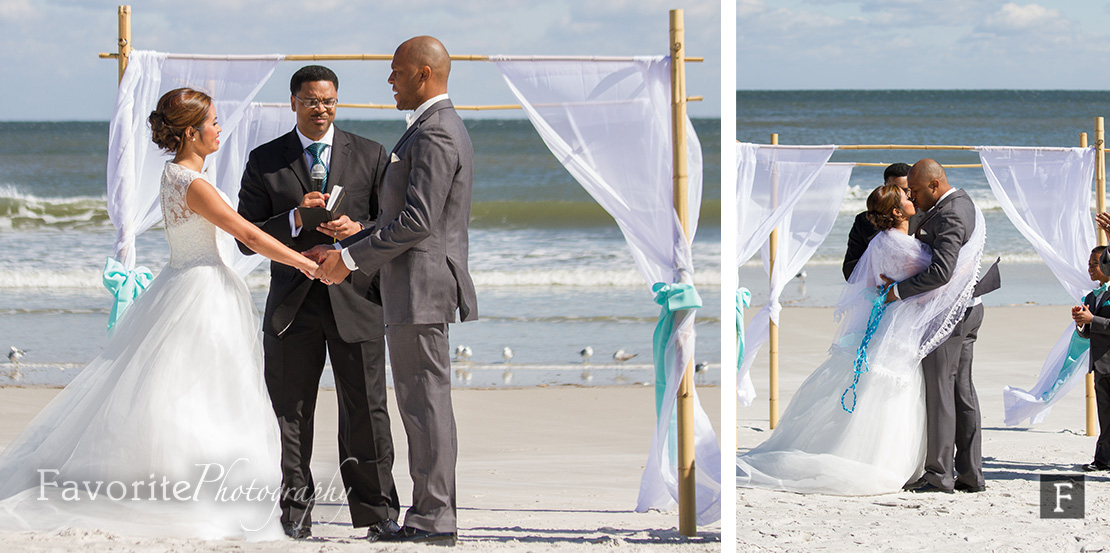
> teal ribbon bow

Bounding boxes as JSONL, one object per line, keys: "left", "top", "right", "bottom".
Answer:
{"left": 102, "top": 257, "right": 153, "bottom": 331}
{"left": 736, "top": 288, "right": 751, "bottom": 372}
{"left": 652, "top": 282, "right": 703, "bottom": 415}
{"left": 651, "top": 282, "right": 702, "bottom": 463}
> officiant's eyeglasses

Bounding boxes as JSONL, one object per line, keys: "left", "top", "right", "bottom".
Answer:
{"left": 295, "top": 96, "right": 339, "bottom": 109}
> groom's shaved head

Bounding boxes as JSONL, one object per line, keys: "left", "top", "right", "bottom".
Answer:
{"left": 403, "top": 36, "right": 451, "bottom": 82}
{"left": 907, "top": 158, "right": 952, "bottom": 210}
{"left": 390, "top": 36, "right": 451, "bottom": 110}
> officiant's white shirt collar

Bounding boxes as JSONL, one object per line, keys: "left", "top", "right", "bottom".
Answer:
{"left": 296, "top": 124, "right": 335, "bottom": 153}
{"left": 406, "top": 94, "right": 450, "bottom": 128}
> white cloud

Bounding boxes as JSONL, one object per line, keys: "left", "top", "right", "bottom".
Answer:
{"left": 979, "top": 2, "right": 1072, "bottom": 34}
{"left": 0, "top": 0, "right": 37, "bottom": 20}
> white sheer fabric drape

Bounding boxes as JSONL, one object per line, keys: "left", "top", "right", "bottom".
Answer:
{"left": 106, "top": 51, "right": 281, "bottom": 270}
{"left": 493, "top": 57, "right": 719, "bottom": 523}
{"left": 735, "top": 144, "right": 837, "bottom": 405}
{"left": 977, "top": 147, "right": 1098, "bottom": 425}
{"left": 740, "top": 162, "right": 852, "bottom": 393}
{"left": 214, "top": 103, "right": 299, "bottom": 276}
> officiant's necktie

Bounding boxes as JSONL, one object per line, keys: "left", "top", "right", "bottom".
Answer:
{"left": 306, "top": 142, "right": 328, "bottom": 191}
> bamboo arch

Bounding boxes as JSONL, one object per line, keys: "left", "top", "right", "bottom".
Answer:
{"left": 755, "top": 119, "right": 1108, "bottom": 438}
{"left": 99, "top": 5, "right": 710, "bottom": 537}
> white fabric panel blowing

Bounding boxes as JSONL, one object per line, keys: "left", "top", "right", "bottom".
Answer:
{"left": 735, "top": 144, "right": 837, "bottom": 405}
{"left": 106, "top": 51, "right": 281, "bottom": 270}
{"left": 978, "top": 146, "right": 1098, "bottom": 425}
{"left": 493, "top": 56, "right": 718, "bottom": 524}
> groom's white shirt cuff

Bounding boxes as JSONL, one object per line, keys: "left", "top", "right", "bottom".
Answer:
{"left": 289, "top": 210, "right": 301, "bottom": 237}
{"left": 337, "top": 244, "right": 358, "bottom": 271}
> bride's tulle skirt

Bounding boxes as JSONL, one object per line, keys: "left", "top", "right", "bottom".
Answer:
{"left": 0, "top": 262, "right": 283, "bottom": 540}
{"left": 737, "top": 346, "right": 927, "bottom": 496}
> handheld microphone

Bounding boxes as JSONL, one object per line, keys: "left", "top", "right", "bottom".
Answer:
{"left": 311, "top": 163, "right": 326, "bottom": 192}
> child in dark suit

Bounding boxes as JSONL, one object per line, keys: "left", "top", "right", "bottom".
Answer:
{"left": 1074, "top": 245, "right": 1110, "bottom": 471}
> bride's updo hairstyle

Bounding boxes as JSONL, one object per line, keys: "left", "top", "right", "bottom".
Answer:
{"left": 865, "top": 183, "right": 906, "bottom": 231}
{"left": 148, "top": 88, "right": 212, "bottom": 154}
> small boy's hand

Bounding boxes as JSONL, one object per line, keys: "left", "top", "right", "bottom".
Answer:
{"left": 1074, "top": 305, "right": 1094, "bottom": 325}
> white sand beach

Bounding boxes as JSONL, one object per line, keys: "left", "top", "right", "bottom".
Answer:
{"left": 0, "top": 385, "right": 721, "bottom": 552}
{"left": 738, "top": 305, "right": 1110, "bottom": 552}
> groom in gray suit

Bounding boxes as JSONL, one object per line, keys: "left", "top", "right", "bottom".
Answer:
{"left": 308, "top": 36, "right": 476, "bottom": 546}
{"left": 887, "top": 159, "right": 986, "bottom": 494}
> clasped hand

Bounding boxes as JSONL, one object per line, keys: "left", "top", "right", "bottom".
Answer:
{"left": 877, "top": 274, "right": 898, "bottom": 304}
{"left": 301, "top": 244, "right": 350, "bottom": 285}
{"left": 1073, "top": 304, "right": 1093, "bottom": 326}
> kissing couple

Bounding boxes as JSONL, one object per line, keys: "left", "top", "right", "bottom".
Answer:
{"left": 738, "top": 159, "right": 997, "bottom": 496}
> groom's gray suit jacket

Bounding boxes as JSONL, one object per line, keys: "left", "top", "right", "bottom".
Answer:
{"left": 342, "top": 99, "right": 477, "bottom": 325}
{"left": 900, "top": 187, "right": 986, "bottom": 490}
{"left": 898, "top": 189, "right": 977, "bottom": 299}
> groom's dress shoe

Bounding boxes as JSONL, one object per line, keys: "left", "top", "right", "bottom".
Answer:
{"left": 954, "top": 482, "right": 987, "bottom": 493}
{"left": 910, "top": 482, "right": 954, "bottom": 494}
{"left": 282, "top": 521, "right": 312, "bottom": 540}
{"left": 1082, "top": 462, "right": 1110, "bottom": 472}
{"left": 365, "top": 519, "right": 402, "bottom": 542}
{"left": 378, "top": 525, "right": 457, "bottom": 546}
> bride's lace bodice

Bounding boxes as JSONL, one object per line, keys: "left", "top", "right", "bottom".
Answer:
{"left": 160, "top": 162, "right": 222, "bottom": 268}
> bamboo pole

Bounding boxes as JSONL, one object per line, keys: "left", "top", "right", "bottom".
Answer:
{"left": 1090, "top": 120, "right": 1106, "bottom": 437}
{"left": 117, "top": 5, "right": 131, "bottom": 83}
{"left": 669, "top": 9, "right": 697, "bottom": 539}
{"left": 769, "top": 133, "right": 780, "bottom": 430}
{"left": 100, "top": 52, "right": 704, "bottom": 63}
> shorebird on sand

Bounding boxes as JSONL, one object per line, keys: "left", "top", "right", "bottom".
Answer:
{"left": 502, "top": 346, "right": 513, "bottom": 363}
{"left": 579, "top": 346, "right": 594, "bottom": 363}
{"left": 612, "top": 349, "right": 638, "bottom": 363}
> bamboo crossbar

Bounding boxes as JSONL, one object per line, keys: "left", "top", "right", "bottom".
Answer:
{"left": 99, "top": 52, "right": 704, "bottom": 62}
{"left": 837, "top": 144, "right": 977, "bottom": 151}
{"left": 853, "top": 162, "right": 982, "bottom": 168}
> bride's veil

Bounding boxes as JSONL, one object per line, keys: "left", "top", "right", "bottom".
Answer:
{"left": 832, "top": 207, "right": 986, "bottom": 363}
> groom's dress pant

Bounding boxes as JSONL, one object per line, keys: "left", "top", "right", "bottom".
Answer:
{"left": 264, "top": 282, "right": 399, "bottom": 528}
{"left": 921, "top": 303, "right": 985, "bottom": 490}
{"left": 386, "top": 322, "right": 458, "bottom": 534}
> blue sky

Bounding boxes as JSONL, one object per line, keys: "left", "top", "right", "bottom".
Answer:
{"left": 739, "top": 0, "right": 1110, "bottom": 89}
{"left": 0, "top": 0, "right": 721, "bottom": 120}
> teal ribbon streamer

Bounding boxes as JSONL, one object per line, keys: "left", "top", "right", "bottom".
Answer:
{"left": 102, "top": 257, "right": 153, "bottom": 330}
{"left": 736, "top": 288, "right": 751, "bottom": 373}
{"left": 651, "top": 282, "right": 702, "bottom": 463}
{"left": 1037, "top": 282, "right": 1106, "bottom": 401}
{"left": 841, "top": 282, "right": 896, "bottom": 413}
{"left": 1041, "top": 330, "right": 1090, "bottom": 401}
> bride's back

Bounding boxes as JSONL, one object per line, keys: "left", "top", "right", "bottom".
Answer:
{"left": 160, "top": 161, "right": 222, "bottom": 269}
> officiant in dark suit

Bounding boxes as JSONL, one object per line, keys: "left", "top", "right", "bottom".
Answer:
{"left": 236, "top": 65, "right": 400, "bottom": 540}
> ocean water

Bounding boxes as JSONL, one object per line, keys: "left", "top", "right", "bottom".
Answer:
{"left": 738, "top": 90, "right": 1110, "bottom": 308}
{"left": 0, "top": 119, "right": 722, "bottom": 387}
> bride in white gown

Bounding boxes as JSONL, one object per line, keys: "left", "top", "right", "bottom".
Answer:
{"left": 0, "top": 88, "right": 320, "bottom": 539}
{"left": 737, "top": 184, "right": 984, "bottom": 495}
